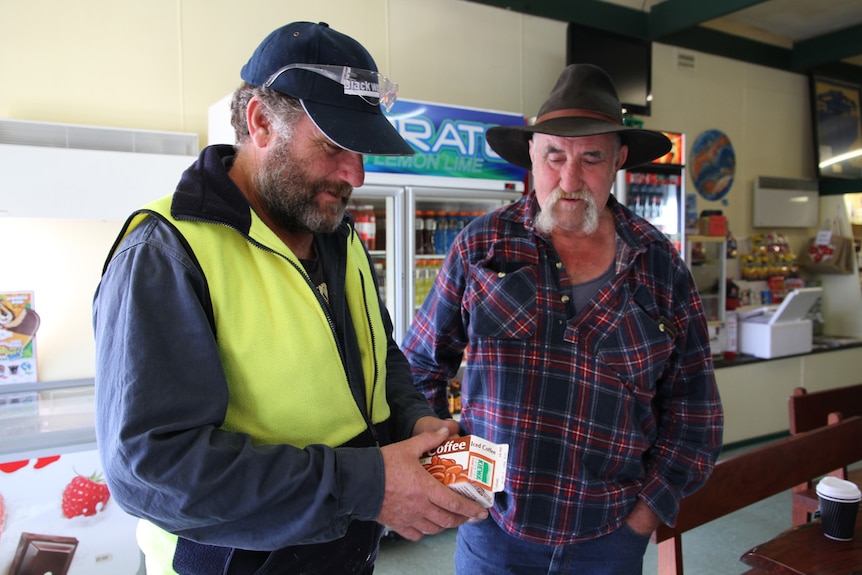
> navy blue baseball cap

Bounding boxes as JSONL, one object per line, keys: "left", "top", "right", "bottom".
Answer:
{"left": 241, "top": 21, "right": 413, "bottom": 156}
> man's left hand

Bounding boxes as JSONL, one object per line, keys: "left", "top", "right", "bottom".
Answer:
{"left": 624, "top": 500, "right": 662, "bottom": 536}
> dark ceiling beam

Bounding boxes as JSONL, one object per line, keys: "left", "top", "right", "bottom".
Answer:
{"left": 655, "top": 27, "right": 862, "bottom": 83}
{"left": 659, "top": 26, "right": 792, "bottom": 70}
{"left": 564, "top": 1, "right": 647, "bottom": 37}
{"left": 648, "top": 0, "right": 770, "bottom": 39}
{"left": 793, "top": 24, "right": 862, "bottom": 75}
{"left": 462, "top": 0, "right": 862, "bottom": 83}
{"left": 810, "top": 61, "right": 862, "bottom": 84}
{"left": 461, "top": 0, "right": 647, "bottom": 36}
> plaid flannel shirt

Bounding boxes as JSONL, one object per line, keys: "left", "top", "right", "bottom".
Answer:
{"left": 401, "top": 192, "right": 723, "bottom": 545}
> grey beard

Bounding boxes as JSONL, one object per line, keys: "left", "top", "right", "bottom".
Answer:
{"left": 253, "top": 136, "right": 350, "bottom": 234}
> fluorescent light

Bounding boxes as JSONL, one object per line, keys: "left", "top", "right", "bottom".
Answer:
{"left": 819, "top": 148, "right": 862, "bottom": 168}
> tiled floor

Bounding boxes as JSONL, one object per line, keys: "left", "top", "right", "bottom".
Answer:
{"left": 375, "top": 441, "right": 793, "bottom": 575}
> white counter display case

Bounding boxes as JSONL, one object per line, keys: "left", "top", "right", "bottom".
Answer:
{"left": 0, "top": 379, "right": 142, "bottom": 575}
{"left": 714, "top": 340, "right": 862, "bottom": 445}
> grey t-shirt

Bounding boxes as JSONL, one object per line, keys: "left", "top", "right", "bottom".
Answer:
{"left": 571, "top": 260, "right": 615, "bottom": 313}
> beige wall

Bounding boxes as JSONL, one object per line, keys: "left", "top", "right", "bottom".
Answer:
{"left": 0, "top": 0, "right": 818, "bottom": 381}
{"left": 2, "top": 0, "right": 816, "bottom": 236}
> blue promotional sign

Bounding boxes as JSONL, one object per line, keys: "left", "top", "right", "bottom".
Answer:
{"left": 365, "top": 99, "right": 528, "bottom": 182}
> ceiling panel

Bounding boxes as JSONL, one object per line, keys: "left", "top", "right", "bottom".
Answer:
{"left": 465, "top": 0, "right": 862, "bottom": 81}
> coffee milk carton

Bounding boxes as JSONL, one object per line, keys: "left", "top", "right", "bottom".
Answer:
{"left": 421, "top": 435, "right": 508, "bottom": 508}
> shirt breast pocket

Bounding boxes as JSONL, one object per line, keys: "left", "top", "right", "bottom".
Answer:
{"left": 465, "top": 252, "right": 538, "bottom": 340}
{"left": 596, "top": 295, "right": 675, "bottom": 397}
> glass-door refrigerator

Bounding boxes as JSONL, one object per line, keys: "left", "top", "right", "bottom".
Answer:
{"left": 351, "top": 180, "right": 523, "bottom": 343}
{"left": 345, "top": 185, "right": 406, "bottom": 342}
{"left": 408, "top": 184, "right": 523, "bottom": 325}
{"left": 356, "top": 99, "right": 528, "bottom": 343}
{"left": 613, "top": 131, "right": 686, "bottom": 257}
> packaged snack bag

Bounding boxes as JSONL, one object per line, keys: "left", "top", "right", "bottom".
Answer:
{"left": 421, "top": 435, "right": 508, "bottom": 508}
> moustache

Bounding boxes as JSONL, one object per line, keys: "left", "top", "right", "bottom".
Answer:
{"left": 549, "top": 188, "right": 590, "bottom": 201}
{"left": 313, "top": 181, "right": 353, "bottom": 204}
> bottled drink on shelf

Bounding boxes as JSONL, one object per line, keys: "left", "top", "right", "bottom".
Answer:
{"left": 375, "top": 209, "right": 386, "bottom": 252}
{"left": 446, "top": 211, "right": 458, "bottom": 252}
{"left": 653, "top": 195, "right": 662, "bottom": 220}
{"left": 352, "top": 204, "right": 376, "bottom": 250}
{"left": 448, "top": 379, "right": 461, "bottom": 414}
{"left": 449, "top": 211, "right": 467, "bottom": 249}
{"left": 649, "top": 174, "right": 663, "bottom": 220}
{"left": 414, "top": 259, "right": 428, "bottom": 307}
{"left": 627, "top": 172, "right": 640, "bottom": 214}
{"left": 434, "top": 211, "right": 449, "bottom": 255}
{"left": 423, "top": 211, "right": 437, "bottom": 255}
{"left": 374, "top": 258, "right": 386, "bottom": 302}
{"left": 415, "top": 258, "right": 443, "bottom": 308}
{"left": 415, "top": 210, "right": 426, "bottom": 255}
{"left": 427, "top": 259, "right": 440, "bottom": 297}
{"left": 364, "top": 205, "right": 376, "bottom": 250}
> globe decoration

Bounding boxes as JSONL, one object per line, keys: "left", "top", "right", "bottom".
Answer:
{"left": 690, "top": 129, "right": 736, "bottom": 201}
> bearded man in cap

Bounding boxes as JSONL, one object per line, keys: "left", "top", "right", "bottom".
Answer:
{"left": 93, "top": 21, "right": 487, "bottom": 575}
{"left": 402, "top": 64, "right": 723, "bottom": 574}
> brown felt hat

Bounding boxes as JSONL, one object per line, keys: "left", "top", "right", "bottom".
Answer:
{"left": 486, "top": 64, "right": 672, "bottom": 169}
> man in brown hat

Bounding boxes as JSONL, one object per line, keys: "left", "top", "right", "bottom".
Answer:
{"left": 402, "top": 64, "right": 723, "bottom": 574}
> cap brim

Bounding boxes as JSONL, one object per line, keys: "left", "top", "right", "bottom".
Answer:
{"left": 487, "top": 119, "right": 672, "bottom": 170}
{"left": 302, "top": 100, "right": 414, "bottom": 156}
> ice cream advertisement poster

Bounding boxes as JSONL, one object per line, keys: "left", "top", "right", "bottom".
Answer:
{"left": 0, "top": 292, "right": 39, "bottom": 384}
{"left": 0, "top": 449, "right": 141, "bottom": 574}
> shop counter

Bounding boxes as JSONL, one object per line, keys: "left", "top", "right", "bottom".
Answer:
{"left": 714, "top": 337, "right": 862, "bottom": 446}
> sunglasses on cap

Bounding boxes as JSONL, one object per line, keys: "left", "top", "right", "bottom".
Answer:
{"left": 264, "top": 63, "right": 399, "bottom": 112}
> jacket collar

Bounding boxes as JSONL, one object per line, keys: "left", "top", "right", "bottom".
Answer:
{"left": 171, "top": 145, "right": 253, "bottom": 232}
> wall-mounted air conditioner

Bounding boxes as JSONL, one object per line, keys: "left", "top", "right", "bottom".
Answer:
{"left": 0, "top": 119, "right": 198, "bottom": 220}
{"left": 752, "top": 176, "right": 819, "bottom": 228}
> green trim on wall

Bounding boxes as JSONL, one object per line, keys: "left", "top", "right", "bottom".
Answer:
{"left": 721, "top": 431, "right": 788, "bottom": 455}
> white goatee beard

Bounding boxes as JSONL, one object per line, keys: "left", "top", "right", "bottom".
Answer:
{"left": 535, "top": 188, "right": 600, "bottom": 235}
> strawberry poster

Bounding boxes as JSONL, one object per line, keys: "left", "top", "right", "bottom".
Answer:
{"left": 0, "top": 292, "right": 40, "bottom": 385}
{"left": 0, "top": 449, "right": 140, "bottom": 574}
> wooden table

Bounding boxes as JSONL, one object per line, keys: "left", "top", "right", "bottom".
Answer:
{"left": 740, "top": 508, "right": 862, "bottom": 575}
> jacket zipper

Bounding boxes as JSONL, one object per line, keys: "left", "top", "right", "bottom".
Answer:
{"left": 357, "top": 267, "right": 380, "bottom": 441}
{"left": 182, "top": 216, "right": 381, "bottom": 445}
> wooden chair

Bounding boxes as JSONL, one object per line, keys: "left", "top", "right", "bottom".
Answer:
{"left": 788, "top": 383, "right": 862, "bottom": 525}
{"left": 651, "top": 415, "right": 862, "bottom": 575}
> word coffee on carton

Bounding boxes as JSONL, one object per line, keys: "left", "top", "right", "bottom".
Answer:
{"left": 421, "top": 436, "right": 508, "bottom": 508}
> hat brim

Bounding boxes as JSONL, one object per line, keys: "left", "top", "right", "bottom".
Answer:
{"left": 302, "top": 100, "right": 414, "bottom": 156}
{"left": 486, "top": 118, "right": 672, "bottom": 170}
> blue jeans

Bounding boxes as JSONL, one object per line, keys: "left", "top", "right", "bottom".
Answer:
{"left": 454, "top": 518, "right": 650, "bottom": 575}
